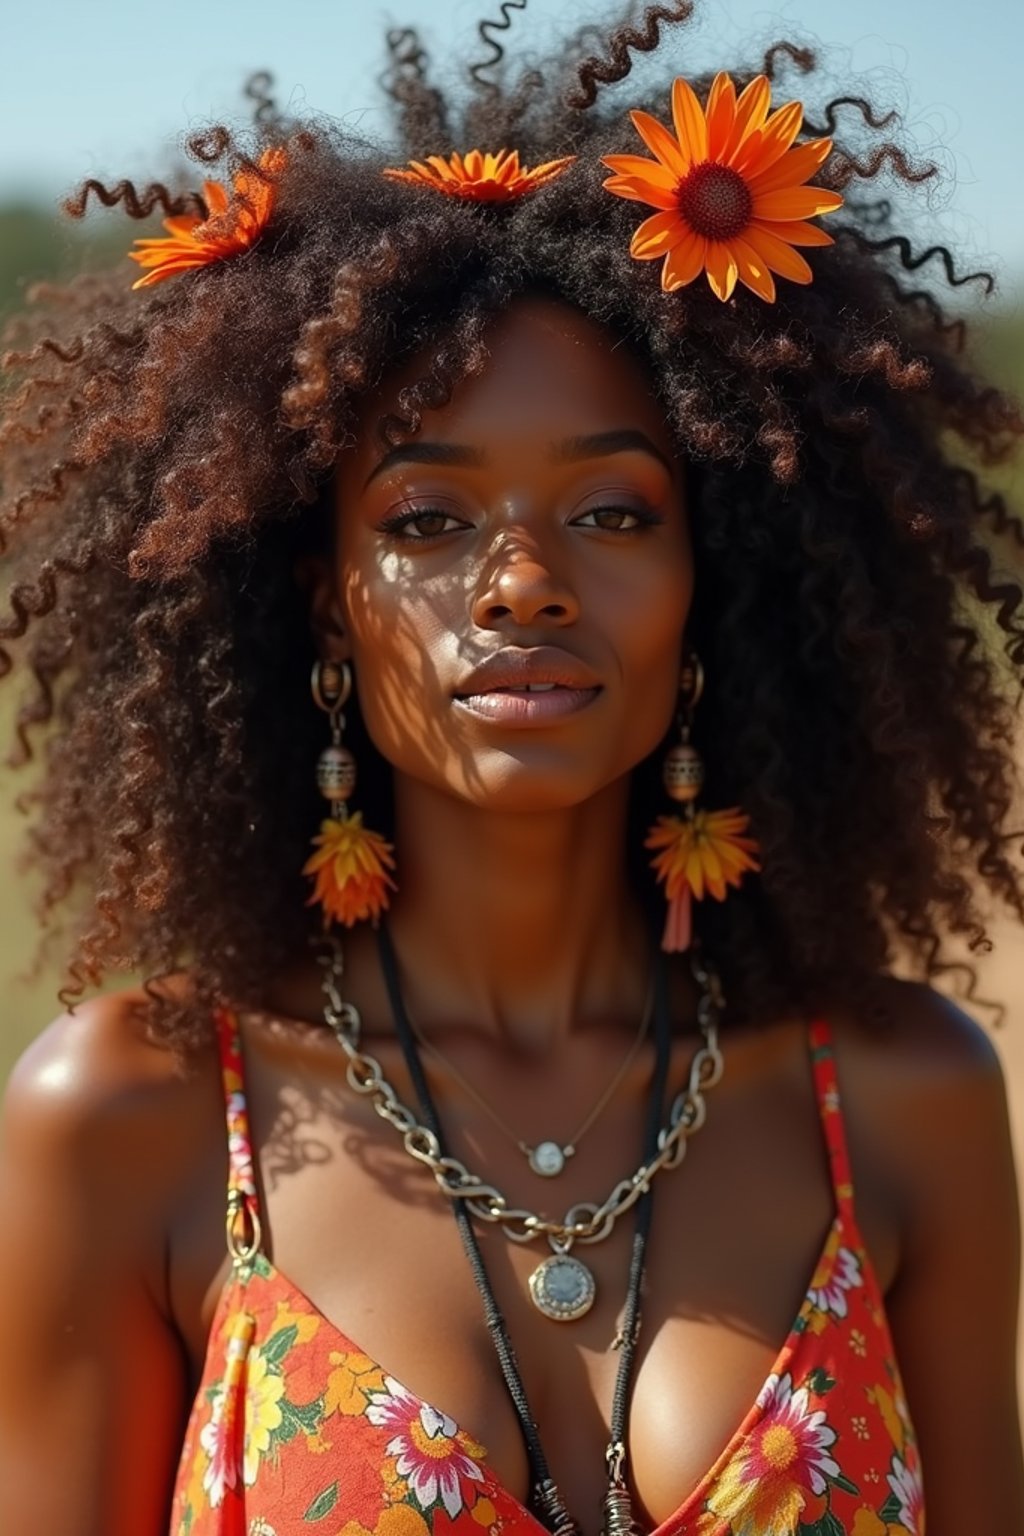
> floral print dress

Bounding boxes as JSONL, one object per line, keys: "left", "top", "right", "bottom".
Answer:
{"left": 170, "top": 1011, "right": 923, "bottom": 1536}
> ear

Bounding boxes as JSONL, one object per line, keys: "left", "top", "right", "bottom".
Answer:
{"left": 293, "top": 554, "right": 351, "bottom": 663}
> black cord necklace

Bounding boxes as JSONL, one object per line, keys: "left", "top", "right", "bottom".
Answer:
{"left": 376, "top": 921, "right": 673, "bottom": 1536}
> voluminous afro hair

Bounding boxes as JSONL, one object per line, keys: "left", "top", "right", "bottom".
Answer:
{"left": 2, "top": 0, "right": 1023, "bottom": 1046}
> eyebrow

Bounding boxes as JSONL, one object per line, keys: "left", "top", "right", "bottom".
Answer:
{"left": 553, "top": 429, "right": 675, "bottom": 479}
{"left": 363, "top": 442, "right": 485, "bottom": 489}
{"left": 362, "top": 428, "right": 675, "bottom": 489}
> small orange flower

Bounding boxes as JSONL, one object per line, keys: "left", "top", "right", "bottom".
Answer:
{"left": 646, "top": 807, "right": 760, "bottom": 951}
{"left": 128, "top": 146, "right": 287, "bottom": 289}
{"left": 602, "top": 72, "right": 844, "bottom": 301}
{"left": 382, "top": 148, "right": 574, "bottom": 203}
{"left": 303, "top": 812, "right": 397, "bottom": 928}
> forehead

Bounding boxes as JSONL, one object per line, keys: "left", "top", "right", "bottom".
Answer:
{"left": 348, "top": 296, "right": 674, "bottom": 465}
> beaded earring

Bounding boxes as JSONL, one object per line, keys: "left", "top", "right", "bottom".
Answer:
{"left": 302, "top": 660, "right": 397, "bottom": 929}
{"left": 645, "top": 654, "right": 760, "bottom": 952}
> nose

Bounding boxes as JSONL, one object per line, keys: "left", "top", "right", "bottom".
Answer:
{"left": 470, "top": 531, "right": 580, "bottom": 630}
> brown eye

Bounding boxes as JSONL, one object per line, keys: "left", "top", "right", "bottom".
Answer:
{"left": 378, "top": 507, "right": 468, "bottom": 541}
{"left": 573, "top": 506, "right": 653, "bottom": 532}
{"left": 407, "top": 511, "right": 454, "bottom": 538}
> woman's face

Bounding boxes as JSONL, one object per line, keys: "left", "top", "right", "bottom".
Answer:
{"left": 328, "top": 296, "right": 693, "bottom": 813}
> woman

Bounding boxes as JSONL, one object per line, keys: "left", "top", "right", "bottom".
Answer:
{"left": 0, "top": 3, "right": 1021, "bottom": 1532}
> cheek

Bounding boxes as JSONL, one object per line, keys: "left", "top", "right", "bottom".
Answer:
{"left": 610, "top": 537, "right": 694, "bottom": 667}
{"left": 610, "top": 548, "right": 695, "bottom": 752}
{"left": 339, "top": 557, "right": 460, "bottom": 758}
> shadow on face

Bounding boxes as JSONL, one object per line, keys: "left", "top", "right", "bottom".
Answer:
{"left": 313, "top": 296, "right": 695, "bottom": 816}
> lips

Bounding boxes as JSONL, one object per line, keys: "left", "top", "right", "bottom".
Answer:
{"left": 453, "top": 647, "right": 602, "bottom": 727}
{"left": 453, "top": 646, "right": 602, "bottom": 698}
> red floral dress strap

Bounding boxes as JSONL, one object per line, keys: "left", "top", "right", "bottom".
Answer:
{"left": 808, "top": 1017, "right": 857, "bottom": 1229}
{"left": 213, "top": 1004, "right": 264, "bottom": 1268}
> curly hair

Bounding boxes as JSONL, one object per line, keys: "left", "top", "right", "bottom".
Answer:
{"left": 2, "top": 0, "right": 1023, "bottom": 1046}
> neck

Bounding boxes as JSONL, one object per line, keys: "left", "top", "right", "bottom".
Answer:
{"left": 381, "top": 774, "right": 653, "bottom": 1051}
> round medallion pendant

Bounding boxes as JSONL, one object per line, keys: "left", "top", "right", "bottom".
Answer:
{"left": 528, "top": 1140, "right": 566, "bottom": 1177}
{"left": 528, "top": 1253, "right": 596, "bottom": 1321}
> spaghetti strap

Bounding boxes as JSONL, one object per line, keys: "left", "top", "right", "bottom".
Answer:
{"left": 213, "top": 1004, "right": 264, "bottom": 1266}
{"left": 808, "top": 1017, "right": 857, "bottom": 1228}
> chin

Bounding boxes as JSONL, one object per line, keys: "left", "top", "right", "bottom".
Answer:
{"left": 452, "top": 748, "right": 617, "bottom": 814}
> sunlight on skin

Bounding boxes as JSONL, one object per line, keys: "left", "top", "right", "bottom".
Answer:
{"left": 326, "top": 296, "right": 694, "bottom": 815}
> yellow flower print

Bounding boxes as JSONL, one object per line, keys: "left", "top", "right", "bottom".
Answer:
{"left": 866, "top": 1383, "right": 906, "bottom": 1455}
{"left": 471, "top": 1496, "right": 500, "bottom": 1533}
{"left": 337, "top": 1509, "right": 429, "bottom": 1536}
{"left": 183, "top": 1433, "right": 210, "bottom": 1519}
{"left": 325, "top": 1347, "right": 387, "bottom": 1416}
{"left": 270, "top": 1296, "right": 320, "bottom": 1347}
{"left": 851, "top": 1510, "right": 887, "bottom": 1536}
{"left": 381, "top": 1460, "right": 409, "bottom": 1504}
{"left": 692, "top": 1512, "right": 727, "bottom": 1535}
{"left": 376, "top": 1509, "right": 431, "bottom": 1536}
{"left": 243, "top": 1346, "right": 286, "bottom": 1486}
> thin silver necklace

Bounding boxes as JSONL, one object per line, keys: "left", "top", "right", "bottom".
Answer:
{"left": 407, "top": 978, "right": 654, "bottom": 1177}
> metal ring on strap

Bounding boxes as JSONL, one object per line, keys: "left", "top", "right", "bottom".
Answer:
{"left": 226, "top": 1187, "right": 263, "bottom": 1266}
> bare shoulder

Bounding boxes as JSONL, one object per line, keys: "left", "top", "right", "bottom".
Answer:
{"left": 827, "top": 973, "right": 1004, "bottom": 1116}
{"left": 827, "top": 984, "right": 1024, "bottom": 1528}
{"left": 825, "top": 974, "right": 1016, "bottom": 1231}
{"left": 5, "top": 973, "right": 213, "bottom": 1121}
{"left": 1, "top": 975, "right": 219, "bottom": 1280}
{"left": 0, "top": 977, "right": 219, "bottom": 1535}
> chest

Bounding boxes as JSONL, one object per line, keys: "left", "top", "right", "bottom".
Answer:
{"left": 168, "top": 1019, "right": 903, "bottom": 1531}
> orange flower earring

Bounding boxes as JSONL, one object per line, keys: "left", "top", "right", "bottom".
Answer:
{"left": 302, "top": 660, "right": 397, "bottom": 929}
{"left": 645, "top": 654, "right": 760, "bottom": 952}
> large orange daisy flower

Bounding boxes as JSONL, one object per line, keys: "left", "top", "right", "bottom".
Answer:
{"left": 382, "top": 148, "right": 574, "bottom": 203}
{"left": 646, "top": 807, "right": 760, "bottom": 951}
{"left": 128, "top": 146, "right": 287, "bottom": 290}
{"left": 602, "top": 72, "right": 844, "bottom": 302}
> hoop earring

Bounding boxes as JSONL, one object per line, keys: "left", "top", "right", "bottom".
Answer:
{"left": 302, "top": 660, "right": 397, "bottom": 930}
{"left": 645, "top": 652, "right": 760, "bottom": 952}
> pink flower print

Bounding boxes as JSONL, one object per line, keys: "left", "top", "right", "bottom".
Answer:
{"left": 199, "top": 1396, "right": 239, "bottom": 1510}
{"left": 199, "top": 1311, "right": 255, "bottom": 1507}
{"left": 706, "top": 1371, "right": 842, "bottom": 1534}
{"left": 366, "top": 1377, "right": 486, "bottom": 1519}
{"left": 226, "top": 1090, "right": 257, "bottom": 1195}
{"left": 887, "top": 1447, "right": 924, "bottom": 1532}
{"left": 807, "top": 1245, "right": 862, "bottom": 1320}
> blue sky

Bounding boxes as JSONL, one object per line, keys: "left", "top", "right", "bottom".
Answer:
{"left": 4, "top": 0, "right": 1022, "bottom": 297}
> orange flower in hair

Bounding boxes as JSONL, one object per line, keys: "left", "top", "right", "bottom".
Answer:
{"left": 602, "top": 72, "right": 843, "bottom": 302}
{"left": 646, "top": 807, "right": 760, "bottom": 951}
{"left": 128, "top": 146, "right": 287, "bottom": 289}
{"left": 302, "top": 812, "right": 397, "bottom": 928}
{"left": 383, "top": 148, "right": 574, "bottom": 203}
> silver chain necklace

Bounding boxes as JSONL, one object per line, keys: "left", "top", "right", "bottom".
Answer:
{"left": 311, "top": 932, "right": 725, "bottom": 1321}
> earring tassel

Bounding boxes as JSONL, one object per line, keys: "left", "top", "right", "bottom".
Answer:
{"left": 662, "top": 886, "right": 693, "bottom": 953}
{"left": 302, "top": 811, "right": 397, "bottom": 929}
